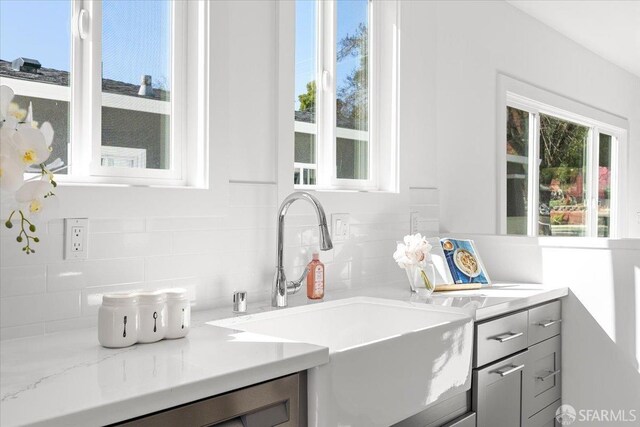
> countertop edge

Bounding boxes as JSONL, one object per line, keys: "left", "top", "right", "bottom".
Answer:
{"left": 473, "top": 287, "right": 569, "bottom": 321}
{"left": 9, "top": 347, "right": 329, "bottom": 427}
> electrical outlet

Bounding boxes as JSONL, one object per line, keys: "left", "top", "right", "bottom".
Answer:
{"left": 410, "top": 211, "right": 419, "bottom": 234}
{"left": 637, "top": 211, "right": 640, "bottom": 225}
{"left": 331, "top": 213, "right": 350, "bottom": 242}
{"left": 64, "top": 218, "right": 89, "bottom": 260}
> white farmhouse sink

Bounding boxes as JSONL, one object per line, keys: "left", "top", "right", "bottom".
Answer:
{"left": 210, "top": 297, "right": 473, "bottom": 426}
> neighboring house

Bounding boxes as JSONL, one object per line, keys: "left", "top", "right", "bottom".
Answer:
{"left": 0, "top": 59, "right": 170, "bottom": 170}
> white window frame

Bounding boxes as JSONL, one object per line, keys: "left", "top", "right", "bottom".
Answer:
{"left": 498, "top": 75, "right": 628, "bottom": 238}
{"left": 1, "top": 0, "right": 208, "bottom": 187}
{"left": 296, "top": 0, "right": 380, "bottom": 191}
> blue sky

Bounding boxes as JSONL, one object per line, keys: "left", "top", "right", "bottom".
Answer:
{"left": 295, "top": 0, "right": 367, "bottom": 110}
{"left": 0, "top": 0, "right": 71, "bottom": 72}
{"left": 1, "top": 0, "right": 363, "bottom": 99}
{"left": 0, "top": 0, "right": 171, "bottom": 89}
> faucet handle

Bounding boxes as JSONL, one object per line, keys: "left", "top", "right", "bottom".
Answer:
{"left": 287, "top": 266, "right": 309, "bottom": 294}
{"left": 233, "top": 291, "right": 247, "bottom": 313}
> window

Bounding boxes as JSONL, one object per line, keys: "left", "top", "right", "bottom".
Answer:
{"left": 294, "top": 0, "right": 395, "bottom": 191}
{"left": 504, "top": 95, "right": 623, "bottom": 238}
{"left": 0, "top": 0, "right": 207, "bottom": 186}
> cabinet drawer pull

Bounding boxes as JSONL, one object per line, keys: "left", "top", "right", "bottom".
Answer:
{"left": 536, "top": 369, "right": 561, "bottom": 381}
{"left": 497, "top": 364, "right": 525, "bottom": 377}
{"left": 493, "top": 331, "right": 524, "bottom": 342}
{"left": 539, "top": 319, "right": 562, "bottom": 328}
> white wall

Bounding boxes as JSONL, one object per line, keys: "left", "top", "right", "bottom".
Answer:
{"left": 0, "top": 0, "right": 438, "bottom": 340}
{"left": 434, "top": 0, "right": 640, "bottom": 238}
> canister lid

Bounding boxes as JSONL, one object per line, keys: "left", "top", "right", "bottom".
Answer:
{"left": 164, "top": 288, "right": 188, "bottom": 300}
{"left": 136, "top": 291, "right": 167, "bottom": 304}
{"left": 102, "top": 292, "right": 137, "bottom": 306}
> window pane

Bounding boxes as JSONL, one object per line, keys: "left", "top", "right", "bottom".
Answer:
{"left": 539, "top": 114, "right": 589, "bottom": 237}
{"left": 506, "top": 106, "right": 529, "bottom": 235}
{"left": 101, "top": 0, "right": 171, "bottom": 170}
{"left": 598, "top": 133, "right": 612, "bottom": 237}
{"left": 0, "top": 0, "right": 71, "bottom": 173}
{"left": 294, "top": 0, "right": 317, "bottom": 184}
{"left": 336, "top": 0, "right": 369, "bottom": 180}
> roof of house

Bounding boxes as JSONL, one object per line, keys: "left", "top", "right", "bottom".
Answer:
{"left": 0, "top": 59, "right": 170, "bottom": 101}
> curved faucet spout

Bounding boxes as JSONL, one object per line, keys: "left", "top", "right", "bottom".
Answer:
{"left": 273, "top": 192, "right": 333, "bottom": 307}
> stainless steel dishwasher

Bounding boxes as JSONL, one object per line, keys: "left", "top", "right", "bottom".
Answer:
{"left": 115, "top": 372, "right": 307, "bottom": 427}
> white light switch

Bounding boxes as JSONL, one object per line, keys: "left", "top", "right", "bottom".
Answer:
{"left": 410, "top": 212, "right": 419, "bottom": 234}
{"left": 331, "top": 213, "right": 350, "bottom": 242}
{"left": 64, "top": 218, "right": 89, "bottom": 260}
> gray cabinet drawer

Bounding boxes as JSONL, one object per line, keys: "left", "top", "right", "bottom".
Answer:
{"left": 524, "top": 335, "right": 561, "bottom": 419}
{"left": 473, "top": 351, "right": 527, "bottom": 427}
{"left": 528, "top": 301, "right": 562, "bottom": 346}
{"left": 526, "top": 399, "right": 561, "bottom": 427}
{"left": 475, "top": 310, "right": 528, "bottom": 367}
{"left": 443, "top": 412, "right": 476, "bottom": 427}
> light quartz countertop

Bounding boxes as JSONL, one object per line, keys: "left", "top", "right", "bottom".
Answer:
{"left": 1, "top": 281, "right": 567, "bottom": 427}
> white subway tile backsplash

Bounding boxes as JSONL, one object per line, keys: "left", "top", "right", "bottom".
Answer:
{"left": 228, "top": 183, "right": 277, "bottom": 207}
{"left": 89, "top": 218, "right": 147, "bottom": 234}
{"left": 145, "top": 253, "right": 211, "bottom": 282}
{"left": 409, "top": 188, "right": 439, "bottom": 206}
{"left": 0, "top": 323, "right": 45, "bottom": 341}
{"left": 0, "top": 184, "right": 439, "bottom": 339}
{"left": 146, "top": 216, "right": 226, "bottom": 232}
{"left": 47, "top": 258, "right": 145, "bottom": 291}
{"left": 45, "top": 316, "right": 98, "bottom": 335}
{"left": 1, "top": 236, "right": 50, "bottom": 267}
{"left": 88, "top": 232, "right": 172, "bottom": 259}
{"left": 0, "top": 265, "right": 46, "bottom": 297}
{"left": 1, "top": 291, "right": 80, "bottom": 327}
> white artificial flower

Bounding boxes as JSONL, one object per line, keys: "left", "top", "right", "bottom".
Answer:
{"left": 0, "top": 85, "right": 14, "bottom": 121}
{"left": 39, "top": 122, "right": 54, "bottom": 147}
{"left": 12, "top": 125, "right": 50, "bottom": 166}
{"left": 393, "top": 233, "right": 433, "bottom": 268}
{"left": 0, "top": 154, "right": 23, "bottom": 192}
{"left": 0, "top": 134, "right": 23, "bottom": 192}
{"left": 15, "top": 180, "right": 53, "bottom": 216}
{"left": 7, "top": 102, "right": 27, "bottom": 122}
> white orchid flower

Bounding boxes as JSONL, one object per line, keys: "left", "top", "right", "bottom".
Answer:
{"left": 0, "top": 85, "right": 15, "bottom": 122}
{"left": 0, "top": 154, "right": 24, "bottom": 192}
{"left": 7, "top": 102, "right": 27, "bottom": 122}
{"left": 0, "top": 131, "right": 23, "bottom": 191}
{"left": 15, "top": 180, "right": 54, "bottom": 216}
{"left": 393, "top": 233, "right": 433, "bottom": 268}
{"left": 39, "top": 121, "right": 54, "bottom": 147}
{"left": 12, "top": 125, "right": 50, "bottom": 166}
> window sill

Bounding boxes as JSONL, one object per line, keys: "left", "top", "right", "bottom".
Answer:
{"left": 50, "top": 175, "right": 205, "bottom": 189}
{"left": 295, "top": 186, "right": 398, "bottom": 195}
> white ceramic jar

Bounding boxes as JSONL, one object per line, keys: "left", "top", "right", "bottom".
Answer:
{"left": 165, "top": 288, "right": 191, "bottom": 339}
{"left": 136, "top": 291, "right": 167, "bottom": 343}
{"left": 98, "top": 293, "right": 138, "bottom": 348}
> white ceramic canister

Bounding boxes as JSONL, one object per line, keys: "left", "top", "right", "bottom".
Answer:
{"left": 98, "top": 293, "right": 138, "bottom": 348}
{"left": 136, "top": 291, "right": 168, "bottom": 343}
{"left": 164, "top": 288, "right": 191, "bottom": 339}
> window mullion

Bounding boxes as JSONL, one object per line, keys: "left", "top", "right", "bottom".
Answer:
{"left": 587, "top": 127, "right": 600, "bottom": 237}
{"left": 318, "top": 0, "right": 336, "bottom": 188}
{"left": 70, "top": 0, "right": 99, "bottom": 176}
{"left": 528, "top": 112, "right": 540, "bottom": 236}
{"left": 610, "top": 134, "right": 620, "bottom": 238}
{"left": 88, "top": 0, "right": 103, "bottom": 175}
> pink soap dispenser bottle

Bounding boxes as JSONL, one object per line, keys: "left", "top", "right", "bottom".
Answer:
{"left": 306, "top": 253, "right": 325, "bottom": 300}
